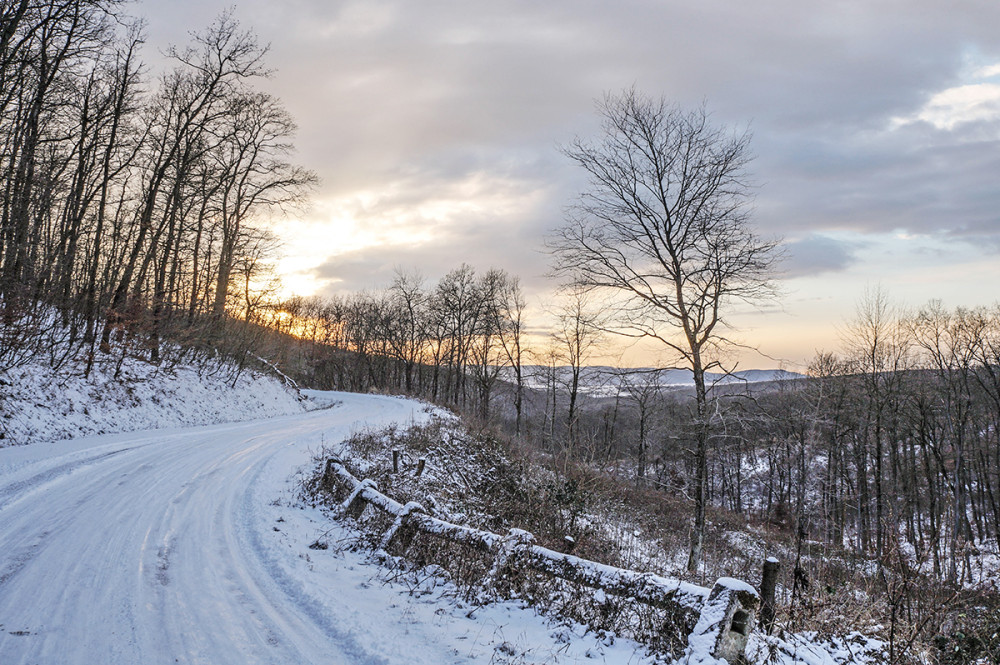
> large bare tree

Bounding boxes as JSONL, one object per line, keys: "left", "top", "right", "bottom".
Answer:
{"left": 550, "top": 88, "right": 780, "bottom": 571}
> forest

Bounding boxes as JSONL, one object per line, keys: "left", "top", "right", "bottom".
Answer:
{"left": 0, "top": 1, "right": 314, "bottom": 375}
{"left": 269, "top": 279, "right": 1000, "bottom": 583}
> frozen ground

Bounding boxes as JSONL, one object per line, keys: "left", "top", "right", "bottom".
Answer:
{"left": 0, "top": 391, "right": 659, "bottom": 665}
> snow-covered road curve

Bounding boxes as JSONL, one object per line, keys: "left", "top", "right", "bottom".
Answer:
{"left": 0, "top": 392, "right": 443, "bottom": 665}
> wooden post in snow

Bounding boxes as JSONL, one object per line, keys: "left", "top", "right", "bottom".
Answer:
{"left": 684, "top": 578, "right": 759, "bottom": 664}
{"left": 760, "top": 556, "right": 779, "bottom": 634}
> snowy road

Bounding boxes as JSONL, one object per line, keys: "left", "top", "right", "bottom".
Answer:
{"left": 0, "top": 392, "right": 650, "bottom": 665}
{"left": 0, "top": 393, "right": 425, "bottom": 664}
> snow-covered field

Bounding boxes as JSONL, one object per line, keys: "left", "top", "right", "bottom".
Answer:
{"left": 0, "top": 391, "right": 661, "bottom": 664}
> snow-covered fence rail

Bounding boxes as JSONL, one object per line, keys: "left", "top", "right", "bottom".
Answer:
{"left": 322, "top": 457, "right": 759, "bottom": 664}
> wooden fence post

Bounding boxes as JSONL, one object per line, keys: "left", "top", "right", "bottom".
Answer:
{"left": 322, "top": 457, "right": 341, "bottom": 491}
{"left": 342, "top": 479, "right": 377, "bottom": 519}
{"left": 685, "top": 578, "right": 759, "bottom": 664}
{"left": 760, "top": 556, "right": 779, "bottom": 635}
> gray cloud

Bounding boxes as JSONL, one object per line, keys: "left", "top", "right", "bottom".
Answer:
{"left": 780, "top": 235, "right": 860, "bottom": 279}
{"left": 136, "top": 0, "right": 1000, "bottom": 290}
{"left": 313, "top": 234, "right": 548, "bottom": 297}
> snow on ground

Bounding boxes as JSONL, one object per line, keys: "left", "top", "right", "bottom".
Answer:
{"left": 0, "top": 357, "right": 886, "bottom": 665}
{"left": 748, "top": 631, "right": 886, "bottom": 665}
{"left": 0, "top": 353, "right": 305, "bottom": 446}
{"left": 0, "top": 391, "right": 661, "bottom": 664}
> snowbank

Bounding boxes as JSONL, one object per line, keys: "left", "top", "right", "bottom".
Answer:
{"left": 0, "top": 354, "right": 305, "bottom": 446}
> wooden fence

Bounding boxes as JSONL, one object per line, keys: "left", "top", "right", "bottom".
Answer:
{"left": 322, "top": 456, "right": 760, "bottom": 664}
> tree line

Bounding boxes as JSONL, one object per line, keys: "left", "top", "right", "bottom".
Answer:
{"left": 725, "top": 295, "right": 1000, "bottom": 586}
{"left": 0, "top": 1, "right": 314, "bottom": 373}
{"left": 265, "top": 266, "right": 529, "bottom": 427}
{"left": 264, "top": 262, "right": 1000, "bottom": 590}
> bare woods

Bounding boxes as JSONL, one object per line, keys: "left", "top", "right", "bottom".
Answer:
{"left": 0, "top": 2, "right": 315, "bottom": 373}
{"left": 272, "top": 270, "right": 1000, "bottom": 594}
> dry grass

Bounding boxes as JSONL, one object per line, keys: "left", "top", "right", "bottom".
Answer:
{"left": 302, "top": 417, "right": 1000, "bottom": 664}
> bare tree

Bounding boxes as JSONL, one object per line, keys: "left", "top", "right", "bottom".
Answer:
{"left": 235, "top": 226, "right": 281, "bottom": 324}
{"left": 492, "top": 271, "right": 527, "bottom": 435}
{"left": 549, "top": 88, "right": 780, "bottom": 572}
{"left": 909, "top": 300, "right": 979, "bottom": 584}
{"left": 209, "top": 90, "right": 316, "bottom": 318}
{"left": 100, "top": 12, "right": 269, "bottom": 352}
{"left": 842, "top": 286, "right": 912, "bottom": 560}
{"left": 432, "top": 264, "right": 481, "bottom": 406}
{"left": 0, "top": 5, "right": 321, "bottom": 376}
{"left": 552, "top": 286, "right": 604, "bottom": 453}
{"left": 386, "top": 268, "right": 428, "bottom": 393}
{"left": 615, "top": 367, "right": 665, "bottom": 483}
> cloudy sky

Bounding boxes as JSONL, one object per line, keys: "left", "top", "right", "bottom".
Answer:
{"left": 136, "top": 0, "right": 1000, "bottom": 369}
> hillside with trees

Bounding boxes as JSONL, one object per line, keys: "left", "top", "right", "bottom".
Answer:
{"left": 0, "top": 1, "right": 314, "bottom": 377}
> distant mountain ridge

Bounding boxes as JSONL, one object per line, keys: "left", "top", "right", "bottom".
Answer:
{"left": 514, "top": 366, "right": 804, "bottom": 396}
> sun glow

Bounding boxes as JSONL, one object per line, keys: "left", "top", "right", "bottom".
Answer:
{"left": 270, "top": 171, "right": 549, "bottom": 298}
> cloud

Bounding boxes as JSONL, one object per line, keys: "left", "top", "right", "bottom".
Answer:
{"left": 136, "top": 0, "right": 1000, "bottom": 243}
{"left": 913, "top": 83, "right": 1000, "bottom": 130}
{"left": 312, "top": 236, "right": 547, "bottom": 296}
{"left": 891, "top": 58, "right": 1000, "bottom": 131}
{"left": 780, "top": 235, "right": 860, "bottom": 279}
{"left": 136, "top": 0, "right": 1000, "bottom": 339}
{"left": 304, "top": 169, "right": 560, "bottom": 295}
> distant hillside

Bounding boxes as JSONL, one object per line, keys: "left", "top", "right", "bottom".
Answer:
{"left": 514, "top": 365, "right": 804, "bottom": 397}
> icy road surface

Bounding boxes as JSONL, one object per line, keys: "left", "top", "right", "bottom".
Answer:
{"left": 0, "top": 392, "right": 648, "bottom": 665}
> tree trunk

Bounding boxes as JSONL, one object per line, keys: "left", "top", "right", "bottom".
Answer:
{"left": 687, "top": 361, "right": 709, "bottom": 573}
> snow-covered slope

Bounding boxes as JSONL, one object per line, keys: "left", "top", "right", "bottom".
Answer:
{"left": 0, "top": 354, "right": 305, "bottom": 446}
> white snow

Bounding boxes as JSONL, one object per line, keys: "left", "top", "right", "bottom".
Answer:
{"left": 0, "top": 354, "right": 885, "bottom": 665}
{"left": 714, "top": 577, "right": 758, "bottom": 595}
{"left": 748, "top": 631, "right": 886, "bottom": 665}
{"left": 0, "top": 391, "right": 663, "bottom": 664}
{"left": 0, "top": 354, "right": 305, "bottom": 446}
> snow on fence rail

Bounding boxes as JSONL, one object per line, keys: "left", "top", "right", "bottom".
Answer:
{"left": 322, "top": 457, "right": 760, "bottom": 664}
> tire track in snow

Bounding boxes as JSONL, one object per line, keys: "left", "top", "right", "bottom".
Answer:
{"left": 0, "top": 395, "right": 438, "bottom": 664}
{"left": 0, "top": 448, "right": 127, "bottom": 511}
{"left": 234, "top": 446, "right": 392, "bottom": 665}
